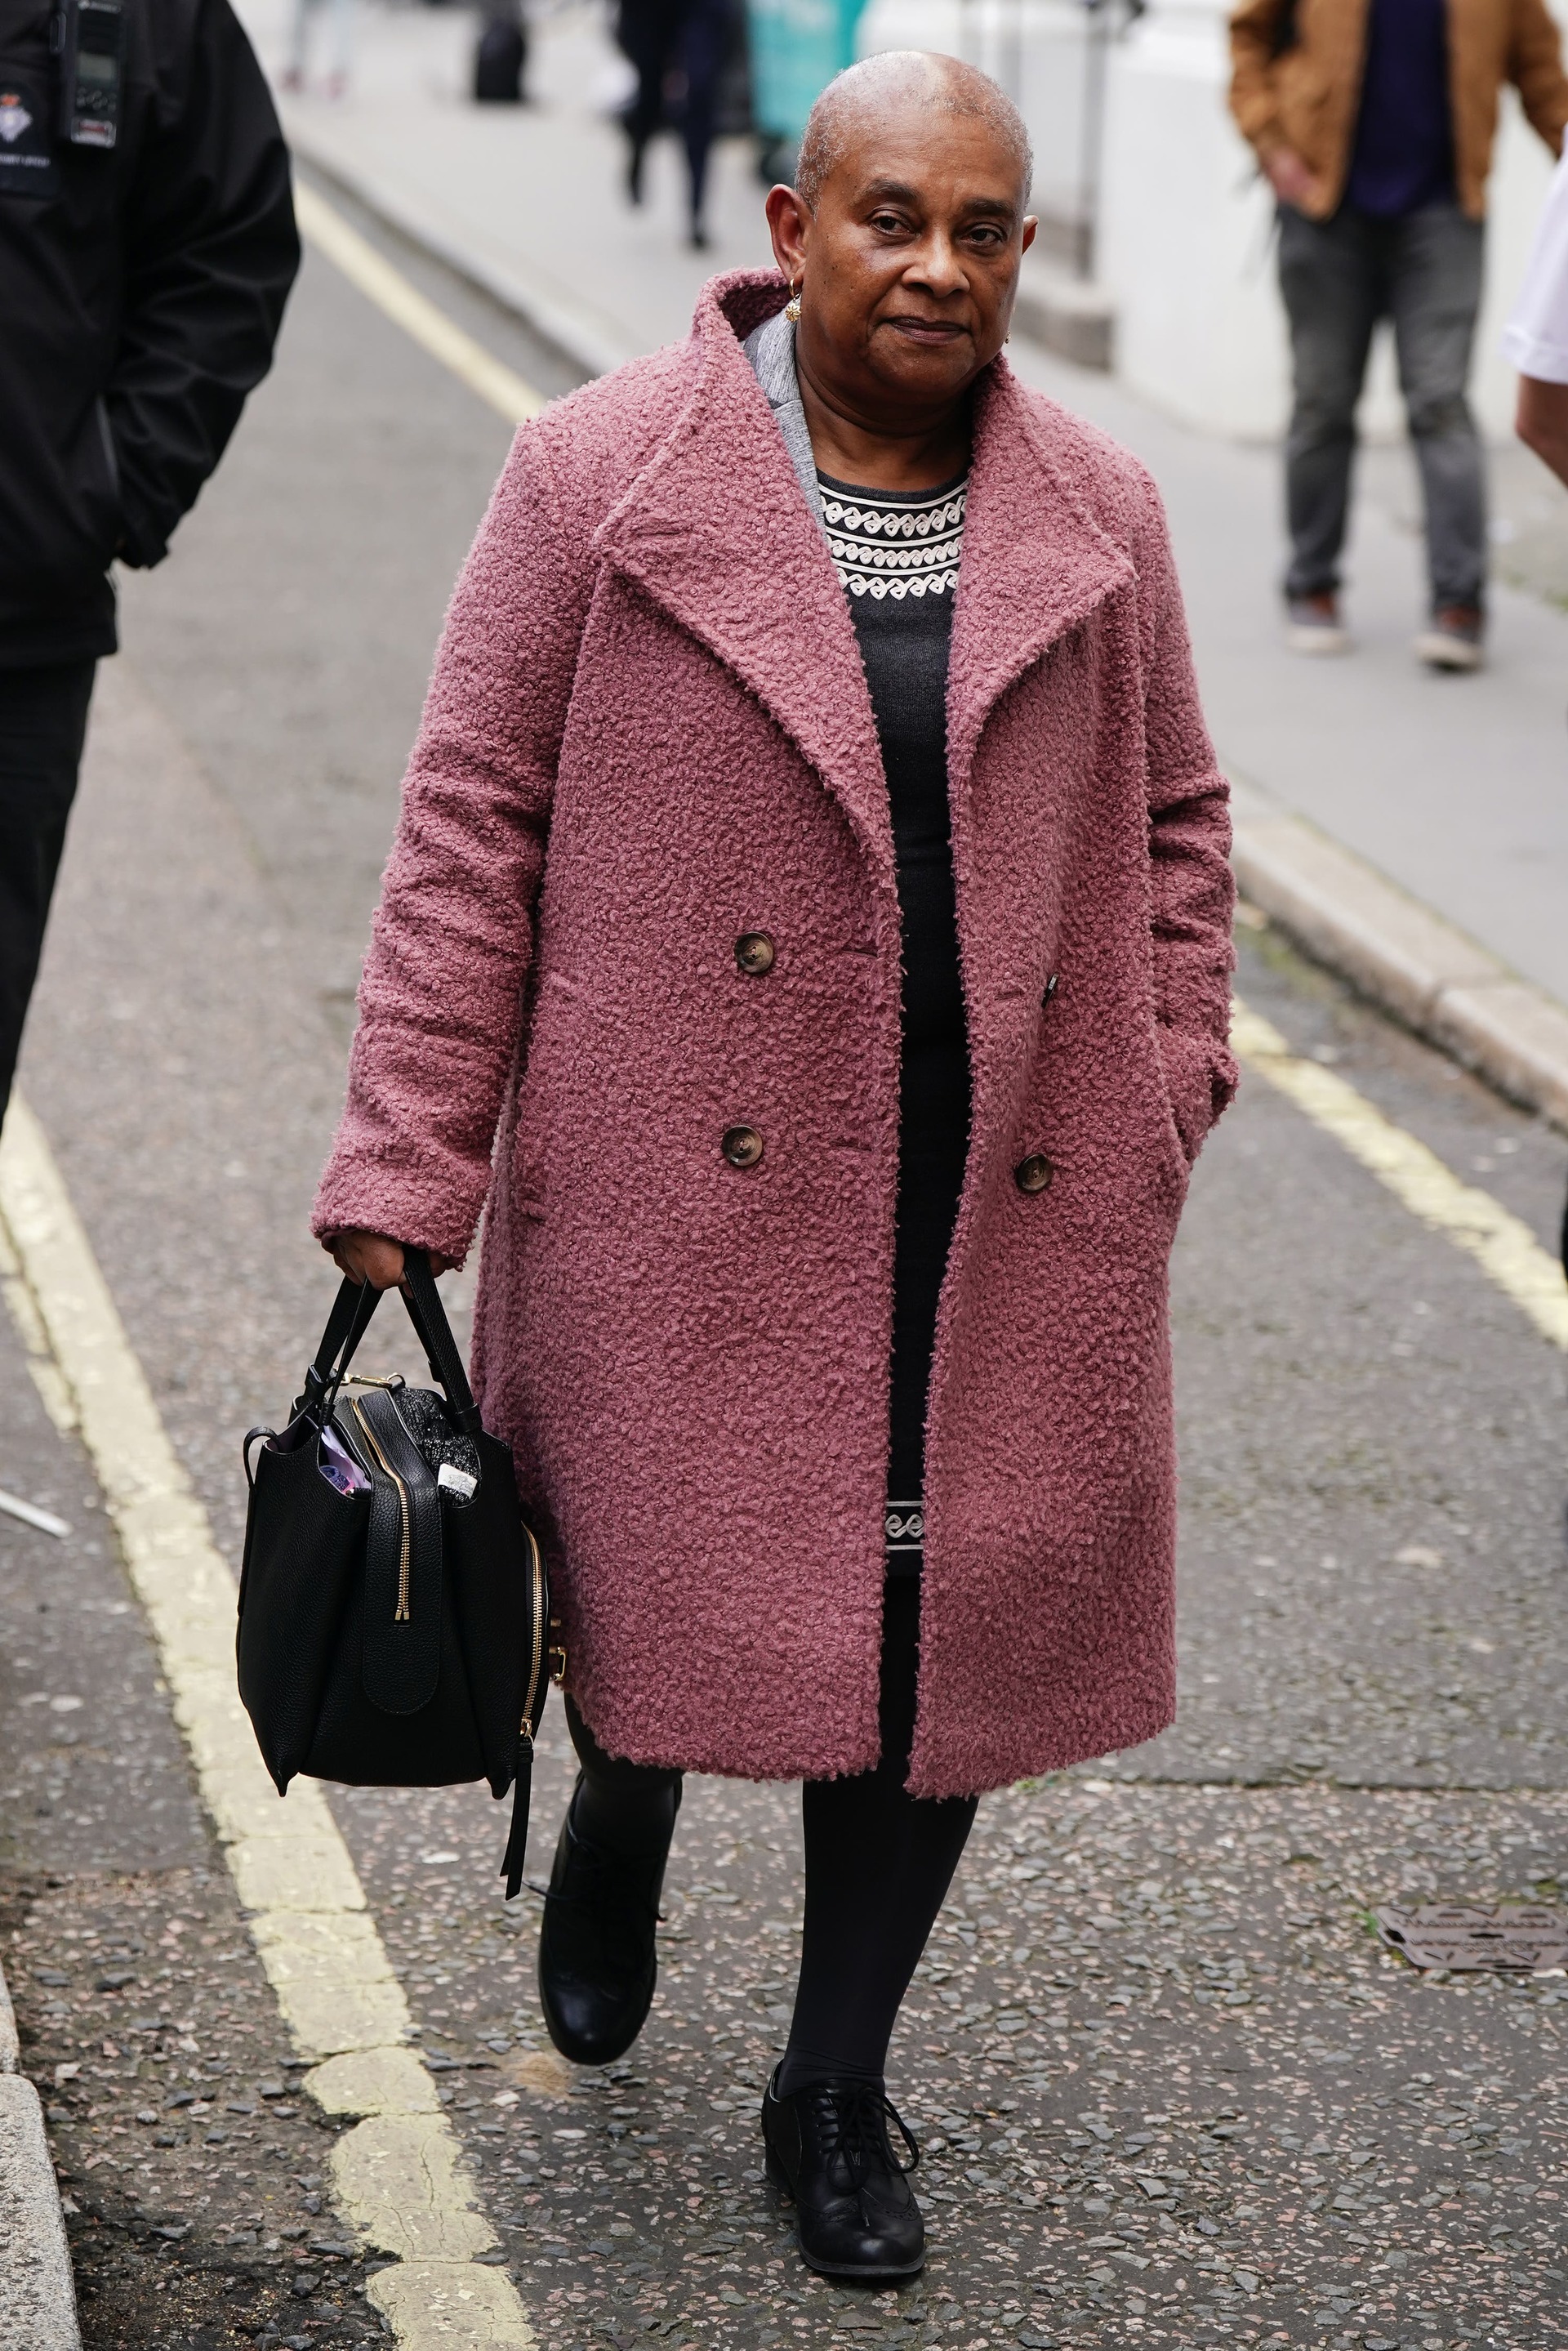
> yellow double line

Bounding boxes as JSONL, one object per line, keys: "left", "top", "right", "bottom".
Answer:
{"left": 0, "top": 1098, "right": 539, "bottom": 2351}
{"left": 294, "top": 180, "right": 546, "bottom": 426}
{"left": 1232, "top": 1002, "right": 1567, "bottom": 1352}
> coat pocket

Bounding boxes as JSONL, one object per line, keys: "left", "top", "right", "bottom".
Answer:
{"left": 510, "top": 972, "right": 586, "bottom": 1211}
{"left": 1153, "top": 1022, "right": 1236, "bottom": 1182}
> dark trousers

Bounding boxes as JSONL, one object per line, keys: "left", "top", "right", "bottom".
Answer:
{"left": 0, "top": 662, "right": 96, "bottom": 1122}
{"left": 1277, "top": 201, "right": 1486, "bottom": 611}
{"left": 616, "top": 0, "right": 724, "bottom": 232}
{"left": 566, "top": 1576, "right": 977, "bottom": 2089}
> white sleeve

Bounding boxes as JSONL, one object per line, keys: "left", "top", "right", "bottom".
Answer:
{"left": 1504, "top": 150, "right": 1568, "bottom": 384}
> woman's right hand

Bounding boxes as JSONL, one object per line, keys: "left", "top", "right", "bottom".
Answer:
{"left": 1264, "top": 146, "right": 1320, "bottom": 210}
{"left": 323, "top": 1230, "right": 453, "bottom": 1288}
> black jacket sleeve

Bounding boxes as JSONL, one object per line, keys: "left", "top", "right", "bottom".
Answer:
{"left": 109, "top": 0, "right": 300, "bottom": 568}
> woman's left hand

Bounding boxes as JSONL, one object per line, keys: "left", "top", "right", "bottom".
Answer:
{"left": 323, "top": 1229, "right": 457, "bottom": 1288}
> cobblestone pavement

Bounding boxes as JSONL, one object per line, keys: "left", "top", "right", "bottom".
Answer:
{"left": 2, "top": 173, "right": 1566, "bottom": 2351}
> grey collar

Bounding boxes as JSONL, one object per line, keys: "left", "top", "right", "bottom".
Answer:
{"left": 742, "top": 308, "right": 823, "bottom": 529}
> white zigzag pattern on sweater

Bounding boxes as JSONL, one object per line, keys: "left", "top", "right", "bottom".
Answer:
{"left": 820, "top": 476, "right": 967, "bottom": 602}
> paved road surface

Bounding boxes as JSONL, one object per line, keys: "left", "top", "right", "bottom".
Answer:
{"left": 4, "top": 184, "right": 1568, "bottom": 2351}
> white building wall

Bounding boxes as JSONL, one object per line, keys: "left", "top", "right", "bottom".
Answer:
{"left": 859, "top": 0, "right": 1564, "bottom": 443}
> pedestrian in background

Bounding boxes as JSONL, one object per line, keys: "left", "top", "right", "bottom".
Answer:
{"left": 281, "top": 0, "right": 354, "bottom": 101}
{"left": 1230, "top": 0, "right": 1568, "bottom": 670}
{"left": 1507, "top": 141, "right": 1568, "bottom": 474}
{"left": 313, "top": 48, "right": 1236, "bottom": 2282}
{"left": 616, "top": 0, "right": 728, "bottom": 248}
{"left": 1500, "top": 146, "right": 1568, "bottom": 1280}
{"left": 0, "top": 0, "right": 298, "bottom": 1121}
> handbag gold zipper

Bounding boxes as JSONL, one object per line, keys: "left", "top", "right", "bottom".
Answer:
{"left": 350, "top": 1396, "right": 412, "bottom": 1622}
{"left": 520, "top": 1521, "right": 546, "bottom": 1738}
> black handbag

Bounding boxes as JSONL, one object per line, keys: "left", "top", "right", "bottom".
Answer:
{"left": 238, "top": 1251, "right": 550, "bottom": 1896}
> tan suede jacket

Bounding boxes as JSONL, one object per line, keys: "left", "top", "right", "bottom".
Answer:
{"left": 1229, "top": 0, "right": 1568, "bottom": 219}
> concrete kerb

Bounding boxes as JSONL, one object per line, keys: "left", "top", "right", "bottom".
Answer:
{"left": 1228, "top": 772, "right": 1568, "bottom": 1136}
{"left": 0, "top": 1958, "right": 82, "bottom": 2351}
{"left": 0, "top": 1942, "right": 18, "bottom": 2072}
{"left": 0, "top": 1466, "right": 81, "bottom": 2351}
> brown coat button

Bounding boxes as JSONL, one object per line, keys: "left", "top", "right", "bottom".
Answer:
{"left": 735, "top": 931, "right": 776, "bottom": 976}
{"left": 1014, "top": 1153, "right": 1054, "bottom": 1195}
{"left": 721, "top": 1125, "right": 764, "bottom": 1169}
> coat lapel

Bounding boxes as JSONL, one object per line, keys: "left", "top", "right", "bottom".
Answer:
{"left": 596, "top": 279, "right": 1136, "bottom": 879}
{"left": 595, "top": 274, "right": 896, "bottom": 883}
{"left": 947, "top": 358, "right": 1136, "bottom": 793}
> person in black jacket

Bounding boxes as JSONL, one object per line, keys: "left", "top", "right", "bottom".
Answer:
{"left": 0, "top": 0, "right": 299, "bottom": 1117}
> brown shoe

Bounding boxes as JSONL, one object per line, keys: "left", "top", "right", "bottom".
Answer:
{"left": 1414, "top": 606, "right": 1485, "bottom": 671}
{"left": 1285, "top": 591, "right": 1351, "bottom": 655}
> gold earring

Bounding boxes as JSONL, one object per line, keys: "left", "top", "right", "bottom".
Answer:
{"left": 784, "top": 280, "right": 801, "bottom": 323}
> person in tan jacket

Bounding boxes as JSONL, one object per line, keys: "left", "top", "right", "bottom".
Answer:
{"left": 1230, "top": 0, "right": 1568, "bottom": 668}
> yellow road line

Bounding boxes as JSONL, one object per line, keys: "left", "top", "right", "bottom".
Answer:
{"left": 1232, "top": 1000, "right": 1568, "bottom": 1352}
{"left": 0, "top": 1095, "right": 537, "bottom": 2351}
{"left": 295, "top": 179, "right": 546, "bottom": 427}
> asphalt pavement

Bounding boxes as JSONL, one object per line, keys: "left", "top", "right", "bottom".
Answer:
{"left": 4, "top": 171, "right": 1568, "bottom": 2351}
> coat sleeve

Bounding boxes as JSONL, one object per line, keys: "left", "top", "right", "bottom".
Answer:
{"left": 313, "top": 427, "right": 590, "bottom": 1260}
{"left": 1509, "top": 0, "right": 1568, "bottom": 156}
{"left": 1227, "top": 0, "right": 1291, "bottom": 158}
{"left": 109, "top": 0, "right": 299, "bottom": 569}
{"left": 1134, "top": 474, "right": 1239, "bottom": 1166}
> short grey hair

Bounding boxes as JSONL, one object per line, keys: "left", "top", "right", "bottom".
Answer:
{"left": 795, "top": 51, "right": 1033, "bottom": 212}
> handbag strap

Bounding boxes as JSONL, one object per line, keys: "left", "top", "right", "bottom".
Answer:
{"left": 399, "top": 1249, "right": 483, "bottom": 1435}
{"left": 304, "top": 1272, "right": 382, "bottom": 1422}
{"left": 303, "top": 1249, "right": 481, "bottom": 1437}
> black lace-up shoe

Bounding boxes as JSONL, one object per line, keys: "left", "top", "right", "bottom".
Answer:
{"left": 761, "top": 2065, "right": 925, "bottom": 2277}
{"left": 537, "top": 1778, "right": 676, "bottom": 2065}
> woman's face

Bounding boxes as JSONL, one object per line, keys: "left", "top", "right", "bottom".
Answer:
{"left": 768, "top": 114, "right": 1036, "bottom": 423}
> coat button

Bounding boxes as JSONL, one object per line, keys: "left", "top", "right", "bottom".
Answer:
{"left": 721, "top": 1125, "right": 764, "bottom": 1169}
{"left": 1042, "top": 973, "right": 1059, "bottom": 1005}
{"left": 735, "top": 931, "right": 776, "bottom": 976}
{"left": 1014, "top": 1153, "right": 1054, "bottom": 1195}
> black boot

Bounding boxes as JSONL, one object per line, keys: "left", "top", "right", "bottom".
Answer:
{"left": 537, "top": 1775, "right": 676, "bottom": 2065}
{"left": 761, "top": 2065, "right": 924, "bottom": 2277}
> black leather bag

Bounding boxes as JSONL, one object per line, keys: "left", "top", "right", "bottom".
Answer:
{"left": 238, "top": 1251, "right": 550, "bottom": 1895}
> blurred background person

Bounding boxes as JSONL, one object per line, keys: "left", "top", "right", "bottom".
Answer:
{"left": 1501, "top": 144, "right": 1568, "bottom": 1278}
{"left": 1508, "top": 141, "right": 1568, "bottom": 475}
{"left": 0, "top": 0, "right": 298, "bottom": 1122}
{"left": 616, "top": 0, "right": 729, "bottom": 248}
{"left": 1230, "top": 0, "right": 1568, "bottom": 671}
{"left": 281, "top": 0, "right": 354, "bottom": 100}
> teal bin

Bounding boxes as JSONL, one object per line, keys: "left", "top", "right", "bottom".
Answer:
{"left": 746, "top": 0, "right": 871, "bottom": 173}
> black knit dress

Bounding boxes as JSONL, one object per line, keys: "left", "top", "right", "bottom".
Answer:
{"left": 557, "top": 468, "right": 981, "bottom": 2109}
{"left": 818, "top": 469, "right": 971, "bottom": 1580}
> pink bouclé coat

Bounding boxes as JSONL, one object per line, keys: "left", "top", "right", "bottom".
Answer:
{"left": 314, "top": 270, "right": 1238, "bottom": 1800}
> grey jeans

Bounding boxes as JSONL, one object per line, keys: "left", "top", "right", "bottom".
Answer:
{"left": 1277, "top": 200, "right": 1486, "bottom": 611}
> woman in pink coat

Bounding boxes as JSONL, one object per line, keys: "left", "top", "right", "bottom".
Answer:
{"left": 315, "top": 50, "right": 1236, "bottom": 2280}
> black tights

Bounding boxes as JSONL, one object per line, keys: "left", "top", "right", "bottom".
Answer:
{"left": 564, "top": 1577, "right": 977, "bottom": 2091}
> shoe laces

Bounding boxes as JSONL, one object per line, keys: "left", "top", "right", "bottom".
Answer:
{"left": 803, "top": 2081, "right": 920, "bottom": 2182}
